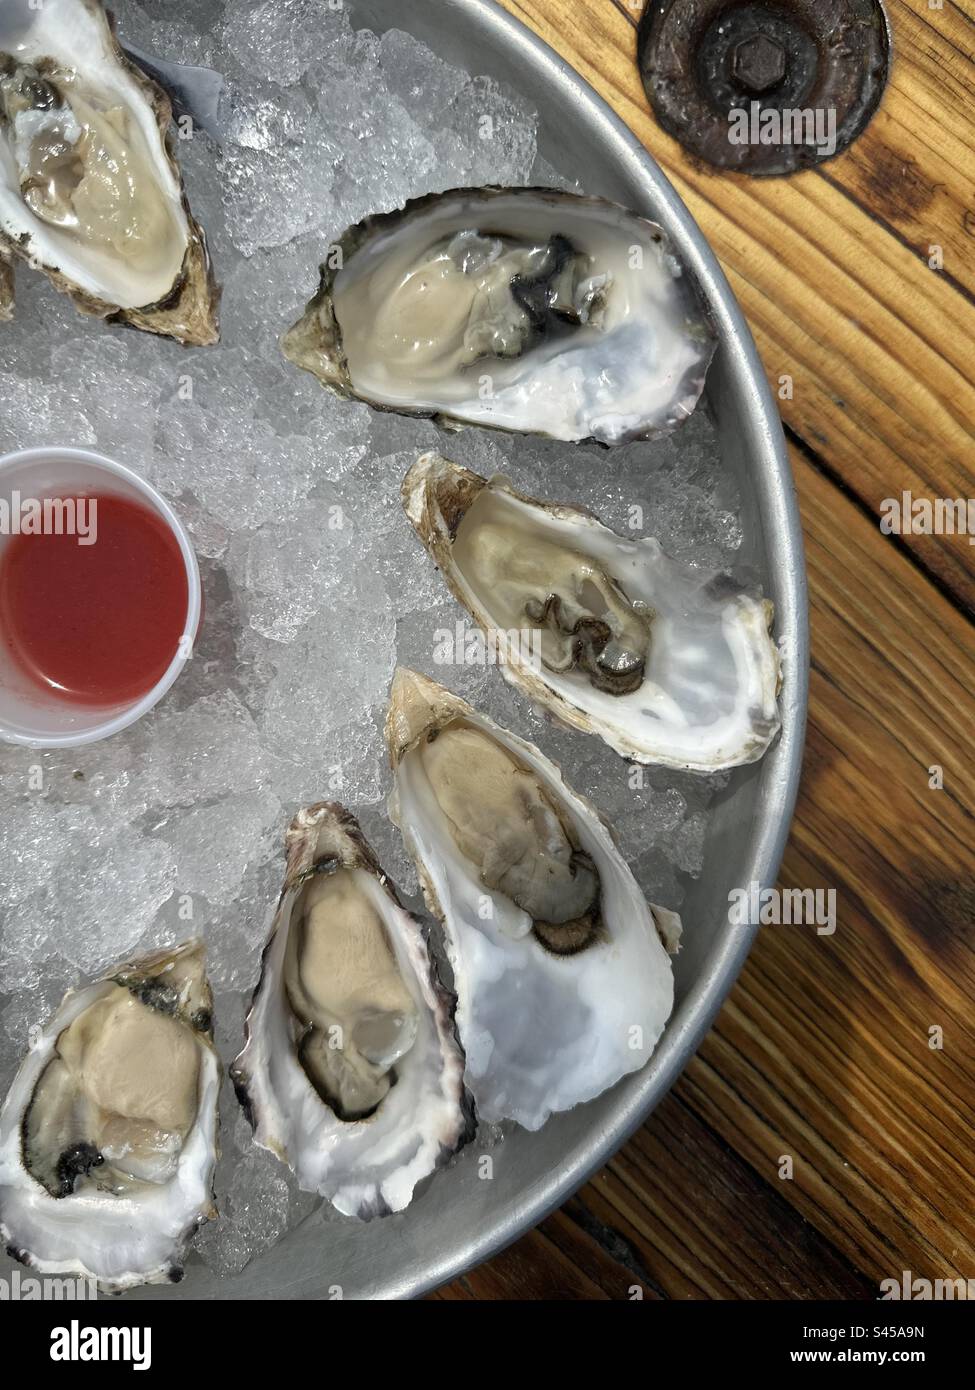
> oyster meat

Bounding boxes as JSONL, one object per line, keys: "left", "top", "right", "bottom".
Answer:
{"left": 282, "top": 187, "right": 715, "bottom": 445}
{"left": 0, "top": 0, "right": 218, "bottom": 343}
{"left": 0, "top": 940, "right": 219, "bottom": 1292}
{"left": 386, "top": 669, "right": 680, "bottom": 1131}
{"left": 232, "top": 803, "right": 470, "bottom": 1219}
{"left": 403, "top": 452, "right": 781, "bottom": 772}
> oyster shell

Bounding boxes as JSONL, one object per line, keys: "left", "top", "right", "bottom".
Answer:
{"left": 282, "top": 186, "right": 715, "bottom": 445}
{"left": 403, "top": 452, "right": 782, "bottom": 772}
{"left": 0, "top": 248, "right": 13, "bottom": 320}
{"left": 0, "top": 940, "right": 219, "bottom": 1293}
{"left": 232, "top": 803, "right": 471, "bottom": 1219}
{"left": 386, "top": 669, "right": 679, "bottom": 1131}
{"left": 0, "top": 0, "right": 219, "bottom": 344}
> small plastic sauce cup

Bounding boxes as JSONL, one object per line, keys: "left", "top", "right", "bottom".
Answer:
{"left": 0, "top": 447, "right": 201, "bottom": 748}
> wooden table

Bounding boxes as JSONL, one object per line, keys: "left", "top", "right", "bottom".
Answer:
{"left": 436, "top": 0, "right": 975, "bottom": 1300}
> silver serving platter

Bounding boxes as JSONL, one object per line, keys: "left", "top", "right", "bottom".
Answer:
{"left": 42, "top": 0, "right": 809, "bottom": 1300}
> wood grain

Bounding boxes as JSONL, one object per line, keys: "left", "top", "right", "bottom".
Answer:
{"left": 435, "top": 0, "right": 975, "bottom": 1300}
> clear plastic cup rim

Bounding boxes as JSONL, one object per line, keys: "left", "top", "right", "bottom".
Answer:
{"left": 0, "top": 446, "right": 202, "bottom": 749}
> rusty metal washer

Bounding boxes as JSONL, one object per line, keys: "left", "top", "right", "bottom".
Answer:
{"left": 637, "top": 0, "right": 892, "bottom": 176}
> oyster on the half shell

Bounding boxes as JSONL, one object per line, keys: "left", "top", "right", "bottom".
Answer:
{"left": 403, "top": 452, "right": 782, "bottom": 772}
{"left": 232, "top": 803, "right": 471, "bottom": 1219}
{"left": 0, "top": 0, "right": 219, "bottom": 343}
{"left": 0, "top": 940, "right": 219, "bottom": 1293}
{"left": 282, "top": 186, "right": 715, "bottom": 445}
{"left": 386, "top": 669, "right": 680, "bottom": 1132}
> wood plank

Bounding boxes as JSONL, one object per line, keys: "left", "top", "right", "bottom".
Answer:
{"left": 498, "top": 0, "right": 975, "bottom": 613}
{"left": 439, "top": 437, "right": 975, "bottom": 1298}
{"left": 684, "top": 445, "right": 975, "bottom": 1285}
{"left": 435, "top": 1216, "right": 612, "bottom": 1299}
{"left": 574, "top": 1095, "right": 876, "bottom": 1298}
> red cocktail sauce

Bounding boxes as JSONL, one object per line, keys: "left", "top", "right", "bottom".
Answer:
{"left": 0, "top": 493, "right": 189, "bottom": 707}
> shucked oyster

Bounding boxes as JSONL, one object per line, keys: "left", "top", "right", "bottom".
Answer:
{"left": 0, "top": 0, "right": 218, "bottom": 343}
{"left": 233, "top": 803, "right": 470, "bottom": 1219}
{"left": 0, "top": 940, "right": 219, "bottom": 1293}
{"left": 282, "top": 187, "right": 715, "bottom": 445}
{"left": 387, "top": 669, "right": 679, "bottom": 1131}
{"left": 403, "top": 453, "right": 781, "bottom": 772}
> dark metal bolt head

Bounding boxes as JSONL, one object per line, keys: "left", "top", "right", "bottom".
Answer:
{"left": 732, "top": 33, "right": 787, "bottom": 94}
{"left": 637, "top": 0, "right": 892, "bottom": 178}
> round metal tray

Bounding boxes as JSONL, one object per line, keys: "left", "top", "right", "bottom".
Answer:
{"left": 122, "top": 0, "right": 807, "bottom": 1300}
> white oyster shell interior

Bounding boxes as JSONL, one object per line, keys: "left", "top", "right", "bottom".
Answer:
{"left": 0, "top": 940, "right": 219, "bottom": 1293}
{"left": 0, "top": 0, "right": 190, "bottom": 308}
{"left": 387, "top": 669, "right": 677, "bottom": 1132}
{"left": 404, "top": 453, "right": 782, "bottom": 771}
{"left": 331, "top": 189, "right": 714, "bottom": 444}
{"left": 232, "top": 804, "right": 468, "bottom": 1220}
